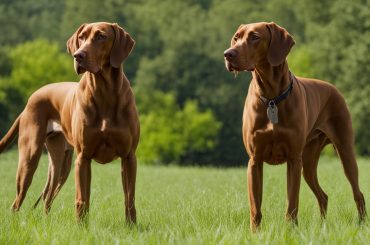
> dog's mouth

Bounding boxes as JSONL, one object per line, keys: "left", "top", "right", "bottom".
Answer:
{"left": 225, "top": 60, "right": 254, "bottom": 72}
{"left": 74, "top": 61, "right": 101, "bottom": 75}
{"left": 77, "top": 64, "right": 87, "bottom": 74}
{"left": 225, "top": 60, "right": 238, "bottom": 72}
{"left": 74, "top": 60, "right": 87, "bottom": 74}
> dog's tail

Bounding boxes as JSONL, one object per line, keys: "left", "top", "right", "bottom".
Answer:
{"left": 0, "top": 114, "right": 21, "bottom": 153}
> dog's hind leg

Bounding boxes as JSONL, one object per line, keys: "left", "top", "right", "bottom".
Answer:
{"left": 302, "top": 134, "right": 329, "bottom": 218}
{"left": 34, "top": 132, "right": 73, "bottom": 213}
{"left": 11, "top": 116, "right": 46, "bottom": 211}
{"left": 51, "top": 147, "right": 73, "bottom": 201}
{"left": 323, "top": 116, "right": 366, "bottom": 221}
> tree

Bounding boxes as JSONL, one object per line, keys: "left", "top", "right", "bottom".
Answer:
{"left": 1, "top": 0, "right": 369, "bottom": 165}
{"left": 0, "top": 0, "right": 65, "bottom": 46}
{"left": 302, "top": 0, "right": 370, "bottom": 155}
{"left": 136, "top": 89, "right": 221, "bottom": 164}
{"left": 0, "top": 39, "right": 77, "bottom": 98}
{"left": 0, "top": 86, "right": 24, "bottom": 138}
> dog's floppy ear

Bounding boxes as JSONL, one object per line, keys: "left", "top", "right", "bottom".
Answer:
{"left": 110, "top": 23, "right": 135, "bottom": 68}
{"left": 266, "top": 22, "right": 295, "bottom": 66}
{"left": 66, "top": 23, "right": 87, "bottom": 55}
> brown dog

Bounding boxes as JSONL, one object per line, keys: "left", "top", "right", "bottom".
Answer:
{"left": 0, "top": 22, "right": 139, "bottom": 223}
{"left": 224, "top": 22, "right": 366, "bottom": 231}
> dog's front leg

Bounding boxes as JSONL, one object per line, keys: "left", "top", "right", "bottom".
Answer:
{"left": 121, "top": 152, "right": 137, "bottom": 224}
{"left": 74, "top": 154, "right": 92, "bottom": 223}
{"left": 286, "top": 158, "right": 302, "bottom": 225}
{"left": 247, "top": 158, "right": 263, "bottom": 232}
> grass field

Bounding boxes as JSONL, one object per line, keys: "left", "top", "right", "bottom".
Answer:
{"left": 0, "top": 150, "right": 369, "bottom": 244}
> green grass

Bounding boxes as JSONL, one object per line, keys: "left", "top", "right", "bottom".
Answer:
{"left": 0, "top": 150, "right": 369, "bottom": 244}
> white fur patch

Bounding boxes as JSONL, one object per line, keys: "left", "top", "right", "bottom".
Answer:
{"left": 46, "top": 120, "right": 73, "bottom": 151}
{"left": 46, "top": 120, "right": 63, "bottom": 134}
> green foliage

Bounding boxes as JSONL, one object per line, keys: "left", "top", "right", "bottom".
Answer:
{"left": 0, "top": 39, "right": 76, "bottom": 98}
{"left": 301, "top": 0, "right": 370, "bottom": 155}
{"left": 288, "top": 45, "right": 315, "bottom": 78}
{"left": 0, "top": 47, "right": 12, "bottom": 77}
{"left": 348, "top": 87, "right": 370, "bottom": 155}
{"left": 61, "top": 0, "right": 129, "bottom": 42}
{"left": 137, "top": 90, "right": 221, "bottom": 164}
{"left": 0, "top": 86, "right": 24, "bottom": 136}
{"left": 130, "top": 0, "right": 252, "bottom": 165}
{"left": 0, "top": 0, "right": 65, "bottom": 46}
{"left": 0, "top": 40, "right": 76, "bottom": 138}
{"left": 0, "top": 0, "right": 369, "bottom": 165}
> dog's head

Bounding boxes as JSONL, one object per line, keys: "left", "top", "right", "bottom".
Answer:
{"left": 224, "top": 22, "right": 295, "bottom": 72}
{"left": 67, "top": 22, "right": 135, "bottom": 74}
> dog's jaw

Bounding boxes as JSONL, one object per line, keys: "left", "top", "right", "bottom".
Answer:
{"left": 74, "top": 60, "right": 86, "bottom": 74}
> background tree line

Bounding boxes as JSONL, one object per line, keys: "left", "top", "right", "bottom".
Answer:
{"left": 0, "top": 0, "right": 369, "bottom": 166}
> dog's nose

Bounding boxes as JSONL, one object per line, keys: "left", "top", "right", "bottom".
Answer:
{"left": 224, "top": 49, "right": 237, "bottom": 59}
{"left": 73, "top": 51, "right": 86, "bottom": 61}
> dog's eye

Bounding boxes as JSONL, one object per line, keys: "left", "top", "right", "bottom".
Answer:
{"left": 97, "top": 34, "right": 107, "bottom": 41}
{"left": 249, "top": 33, "right": 260, "bottom": 41}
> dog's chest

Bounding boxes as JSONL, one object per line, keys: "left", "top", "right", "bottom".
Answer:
{"left": 247, "top": 124, "right": 297, "bottom": 164}
{"left": 81, "top": 118, "right": 132, "bottom": 162}
{"left": 100, "top": 118, "right": 112, "bottom": 133}
{"left": 92, "top": 117, "right": 130, "bottom": 140}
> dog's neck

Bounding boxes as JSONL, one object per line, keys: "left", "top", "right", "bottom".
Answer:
{"left": 78, "top": 64, "right": 130, "bottom": 113}
{"left": 252, "top": 60, "right": 291, "bottom": 100}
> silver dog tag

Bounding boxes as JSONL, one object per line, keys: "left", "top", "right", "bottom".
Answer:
{"left": 267, "top": 101, "right": 278, "bottom": 124}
